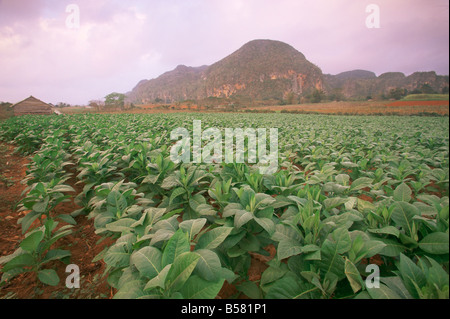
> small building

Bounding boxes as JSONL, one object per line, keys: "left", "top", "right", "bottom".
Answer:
{"left": 10, "top": 95, "right": 54, "bottom": 116}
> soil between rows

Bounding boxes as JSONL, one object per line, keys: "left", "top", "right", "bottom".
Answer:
{"left": 0, "top": 142, "right": 274, "bottom": 299}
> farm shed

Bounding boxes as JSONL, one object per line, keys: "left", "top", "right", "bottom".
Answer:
{"left": 10, "top": 96, "right": 54, "bottom": 116}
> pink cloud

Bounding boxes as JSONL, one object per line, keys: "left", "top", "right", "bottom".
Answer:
{"left": 0, "top": 0, "right": 448, "bottom": 105}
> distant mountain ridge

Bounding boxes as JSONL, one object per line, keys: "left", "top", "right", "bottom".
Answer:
{"left": 126, "top": 39, "right": 449, "bottom": 104}
{"left": 324, "top": 70, "right": 449, "bottom": 99}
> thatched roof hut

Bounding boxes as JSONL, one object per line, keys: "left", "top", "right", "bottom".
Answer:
{"left": 10, "top": 96, "right": 53, "bottom": 116}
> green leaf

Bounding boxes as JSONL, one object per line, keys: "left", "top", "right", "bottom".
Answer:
{"left": 234, "top": 210, "right": 253, "bottom": 229}
{"left": 114, "top": 280, "right": 145, "bottom": 299}
{"left": 56, "top": 214, "right": 77, "bottom": 225}
{"left": 344, "top": 258, "right": 363, "bottom": 293}
{"left": 363, "top": 240, "right": 387, "bottom": 258}
{"left": 222, "top": 229, "right": 247, "bottom": 249}
{"left": 144, "top": 264, "right": 172, "bottom": 291}
{"left": 92, "top": 247, "right": 108, "bottom": 263}
{"left": 367, "top": 284, "right": 402, "bottom": 299}
{"left": 277, "top": 240, "right": 303, "bottom": 260}
{"left": 319, "top": 240, "right": 346, "bottom": 279}
{"left": 165, "top": 252, "right": 200, "bottom": 293}
{"left": 52, "top": 185, "right": 76, "bottom": 193}
{"left": 143, "top": 174, "right": 160, "bottom": 184}
{"left": 238, "top": 233, "right": 260, "bottom": 253}
{"left": 394, "top": 183, "right": 412, "bottom": 202}
{"left": 131, "top": 246, "right": 162, "bottom": 279}
{"left": 398, "top": 253, "right": 427, "bottom": 299}
{"left": 357, "top": 198, "right": 376, "bottom": 213}
{"left": 345, "top": 197, "right": 358, "bottom": 210}
{"left": 368, "top": 226, "right": 400, "bottom": 238}
{"left": 189, "top": 194, "right": 207, "bottom": 211}
{"left": 271, "top": 223, "right": 303, "bottom": 243}
{"left": 350, "top": 177, "right": 373, "bottom": 191}
{"left": 195, "top": 227, "right": 233, "bottom": 251}
{"left": 376, "top": 237, "right": 407, "bottom": 257}
{"left": 149, "top": 229, "right": 175, "bottom": 246}
{"left": 18, "top": 210, "right": 40, "bottom": 234}
{"left": 161, "top": 229, "right": 190, "bottom": 267}
{"left": 265, "top": 273, "right": 319, "bottom": 299}
{"left": 105, "top": 218, "right": 136, "bottom": 233}
{"left": 354, "top": 291, "right": 371, "bottom": 299}
{"left": 239, "top": 188, "right": 255, "bottom": 208}
{"left": 341, "top": 162, "right": 358, "bottom": 168}
{"left": 42, "top": 226, "right": 73, "bottom": 251}
{"left": 0, "top": 248, "right": 25, "bottom": 265}
{"left": 180, "top": 275, "right": 224, "bottom": 299}
{"left": 222, "top": 203, "right": 243, "bottom": 217}
{"left": 301, "top": 244, "right": 321, "bottom": 254}
{"left": 193, "top": 249, "right": 222, "bottom": 281}
{"left": 179, "top": 218, "right": 207, "bottom": 241}
{"left": 335, "top": 174, "right": 350, "bottom": 185}
{"left": 41, "top": 249, "right": 71, "bottom": 265}
{"left": 260, "top": 265, "right": 288, "bottom": 288}
{"left": 32, "top": 197, "right": 49, "bottom": 213}
{"left": 391, "top": 202, "right": 420, "bottom": 236}
{"left": 381, "top": 277, "right": 413, "bottom": 299}
{"left": 317, "top": 228, "right": 351, "bottom": 279}
{"left": 236, "top": 281, "right": 263, "bottom": 299}
{"left": 423, "top": 257, "right": 449, "bottom": 290}
{"left": 303, "top": 247, "right": 321, "bottom": 261}
{"left": 144, "top": 207, "right": 167, "bottom": 225}
{"left": 323, "top": 197, "right": 348, "bottom": 210}
{"left": 104, "top": 243, "right": 131, "bottom": 268}
{"left": 196, "top": 204, "right": 217, "bottom": 216}
{"left": 38, "top": 269, "right": 60, "bottom": 286}
{"left": 116, "top": 266, "right": 139, "bottom": 289}
{"left": 332, "top": 227, "right": 352, "bottom": 254}
{"left": 256, "top": 206, "right": 274, "bottom": 219}
{"left": 227, "top": 246, "right": 246, "bottom": 257}
{"left": 253, "top": 217, "right": 275, "bottom": 235}
{"left": 20, "top": 230, "right": 44, "bottom": 252}
{"left": 107, "top": 190, "right": 128, "bottom": 211}
{"left": 161, "top": 175, "right": 179, "bottom": 189}
{"left": 169, "top": 187, "right": 186, "bottom": 205}
{"left": 1, "top": 253, "right": 35, "bottom": 273}
{"left": 418, "top": 232, "right": 449, "bottom": 255}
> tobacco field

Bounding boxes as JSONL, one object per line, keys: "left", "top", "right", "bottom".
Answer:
{"left": 0, "top": 113, "right": 448, "bottom": 299}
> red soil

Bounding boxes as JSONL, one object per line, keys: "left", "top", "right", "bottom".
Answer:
{"left": 0, "top": 142, "right": 112, "bottom": 299}
{"left": 0, "top": 143, "right": 279, "bottom": 299}
{"left": 385, "top": 100, "right": 449, "bottom": 107}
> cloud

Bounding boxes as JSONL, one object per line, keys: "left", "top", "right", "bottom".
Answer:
{"left": 0, "top": 0, "right": 166, "bottom": 103}
{"left": 0, "top": 0, "right": 448, "bottom": 104}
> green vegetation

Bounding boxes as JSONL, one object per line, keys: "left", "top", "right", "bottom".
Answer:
{"left": 402, "top": 94, "right": 449, "bottom": 101}
{"left": 388, "top": 88, "right": 408, "bottom": 100}
{"left": 0, "top": 113, "right": 448, "bottom": 299}
{"left": 104, "top": 92, "right": 126, "bottom": 110}
{"left": 0, "top": 134, "right": 76, "bottom": 287}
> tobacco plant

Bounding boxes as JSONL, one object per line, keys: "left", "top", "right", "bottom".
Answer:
{"left": 0, "top": 219, "right": 73, "bottom": 287}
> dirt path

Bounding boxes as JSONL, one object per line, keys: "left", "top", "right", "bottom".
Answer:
{"left": 0, "top": 142, "right": 112, "bottom": 299}
{"left": 0, "top": 142, "right": 277, "bottom": 299}
{"left": 0, "top": 143, "right": 29, "bottom": 265}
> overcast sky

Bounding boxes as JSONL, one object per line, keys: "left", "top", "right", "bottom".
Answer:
{"left": 0, "top": 0, "right": 448, "bottom": 105}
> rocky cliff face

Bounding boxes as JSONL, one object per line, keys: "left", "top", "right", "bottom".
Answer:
{"left": 126, "top": 39, "right": 324, "bottom": 104}
{"left": 201, "top": 40, "right": 323, "bottom": 100}
{"left": 324, "top": 70, "right": 449, "bottom": 99}
{"left": 126, "top": 39, "right": 449, "bottom": 104}
{"left": 404, "top": 71, "right": 449, "bottom": 92}
{"left": 128, "top": 65, "right": 208, "bottom": 104}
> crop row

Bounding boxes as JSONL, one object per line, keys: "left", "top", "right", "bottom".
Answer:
{"left": 0, "top": 113, "right": 448, "bottom": 299}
